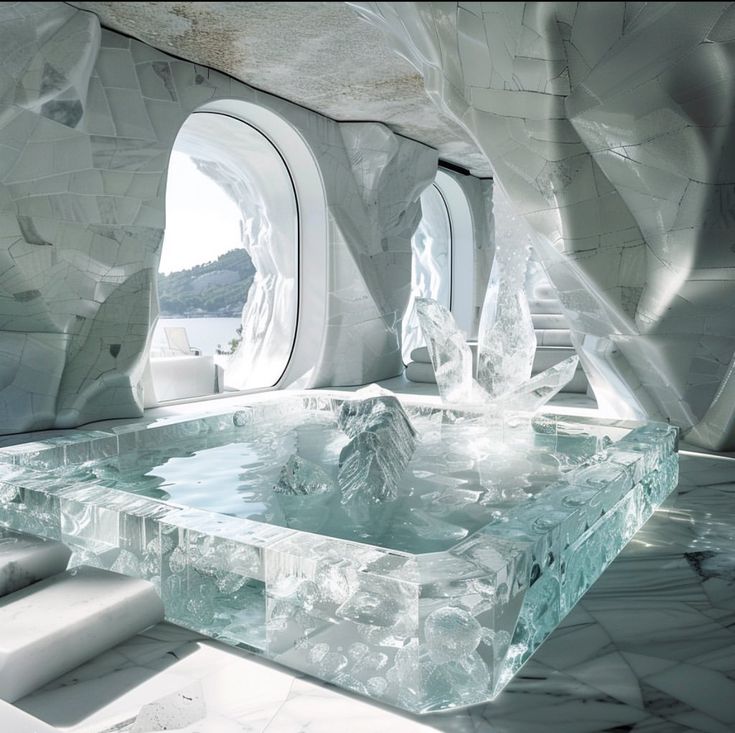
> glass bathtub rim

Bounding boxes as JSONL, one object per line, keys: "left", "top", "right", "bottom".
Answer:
{"left": 0, "top": 389, "right": 679, "bottom": 578}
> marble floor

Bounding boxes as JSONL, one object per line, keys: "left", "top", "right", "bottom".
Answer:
{"left": 5, "top": 448, "right": 733, "bottom": 733}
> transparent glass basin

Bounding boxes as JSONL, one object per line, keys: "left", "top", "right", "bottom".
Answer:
{"left": 0, "top": 392, "right": 678, "bottom": 713}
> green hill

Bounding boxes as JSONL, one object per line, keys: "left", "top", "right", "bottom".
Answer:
{"left": 157, "top": 248, "right": 256, "bottom": 317}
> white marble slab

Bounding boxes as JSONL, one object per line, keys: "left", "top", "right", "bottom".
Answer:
{"left": 0, "top": 566, "right": 164, "bottom": 702}
{"left": 0, "top": 700, "right": 59, "bottom": 733}
{"left": 0, "top": 528, "right": 71, "bottom": 598}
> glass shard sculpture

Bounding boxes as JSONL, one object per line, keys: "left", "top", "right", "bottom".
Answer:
{"left": 494, "top": 355, "right": 580, "bottom": 413}
{"left": 417, "top": 237, "right": 579, "bottom": 412}
{"left": 415, "top": 298, "right": 486, "bottom": 404}
{"left": 0, "top": 392, "right": 678, "bottom": 714}
{"left": 476, "top": 241, "right": 537, "bottom": 398}
{"left": 337, "top": 386, "right": 417, "bottom": 505}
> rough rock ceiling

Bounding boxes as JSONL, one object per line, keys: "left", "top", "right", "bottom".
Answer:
{"left": 66, "top": 1, "right": 492, "bottom": 176}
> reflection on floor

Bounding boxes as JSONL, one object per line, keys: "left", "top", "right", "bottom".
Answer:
{"left": 10, "top": 450, "right": 734, "bottom": 733}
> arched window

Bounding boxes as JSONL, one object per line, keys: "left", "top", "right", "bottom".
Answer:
{"left": 402, "top": 182, "right": 452, "bottom": 362}
{"left": 151, "top": 112, "right": 299, "bottom": 401}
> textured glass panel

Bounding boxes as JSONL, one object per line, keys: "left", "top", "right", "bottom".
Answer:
{"left": 0, "top": 393, "right": 678, "bottom": 714}
{"left": 402, "top": 184, "right": 451, "bottom": 362}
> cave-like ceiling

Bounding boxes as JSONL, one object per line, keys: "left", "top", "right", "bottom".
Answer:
{"left": 67, "top": 1, "right": 492, "bottom": 176}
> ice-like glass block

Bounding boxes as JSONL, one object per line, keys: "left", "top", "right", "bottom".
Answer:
{"left": 0, "top": 392, "right": 679, "bottom": 714}
{"left": 493, "top": 355, "right": 579, "bottom": 413}
{"left": 476, "top": 239, "right": 536, "bottom": 398}
{"left": 415, "top": 298, "right": 486, "bottom": 403}
{"left": 337, "top": 386, "right": 417, "bottom": 510}
{"left": 415, "top": 294, "right": 578, "bottom": 413}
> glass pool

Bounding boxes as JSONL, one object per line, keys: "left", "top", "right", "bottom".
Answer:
{"left": 0, "top": 391, "right": 678, "bottom": 713}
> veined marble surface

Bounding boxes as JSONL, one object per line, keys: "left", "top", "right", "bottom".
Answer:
{"left": 5, "top": 450, "right": 733, "bottom": 733}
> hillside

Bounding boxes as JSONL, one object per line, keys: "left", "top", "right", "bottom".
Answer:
{"left": 157, "top": 248, "right": 256, "bottom": 317}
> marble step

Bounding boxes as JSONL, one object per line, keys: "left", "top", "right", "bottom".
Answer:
{"left": 527, "top": 297, "right": 563, "bottom": 314}
{"left": 531, "top": 313, "right": 568, "bottom": 330}
{"left": 532, "top": 345, "right": 576, "bottom": 372}
{"left": 533, "top": 346, "right": 588, "bottom": 394}
{"left": 405, "top": 360, "right": 435, "bottom": 383}
{"left": 406, "top": 348, "right": 588, "bottom": 393}
{"left": 535, "top": 328, "right": 573, "bottom": 347}
{"left": 410, "top": 344, "right": 581, "bottom": 372}
{"left": 0, "top": 528, "right": 71, "bottom": 598}
{"left": 530, "top": 284, "right": 557, "bottom": 299}
{"left": 555, "top": 366, "right": 588, "bottom": 393}
{"left": 409, "top": 346, "right": 431, "bottom": 364}
{"left": 0, "top": 565, "right": 164, "bottom": 702}
{"left": 409, "top": 343, "right": 479, "bottom": 368}
{"left": 0, "top": 699, "right": 59, "bottom": 732}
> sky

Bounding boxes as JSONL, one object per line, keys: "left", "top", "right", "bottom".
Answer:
{"left": 159, "top": 151, "right": 244, "bottom": 275}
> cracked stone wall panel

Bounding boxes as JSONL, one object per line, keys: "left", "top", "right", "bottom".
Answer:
{"left": 84, "top": 74, "right": 115, "bottom": 136}
{"left": 88, "top": 135, "right": 167, "bottom": 173}
{"left": 456, "top": 5, "right": 491, "bottom": 90}
{"left": 474, "top": 179, "right": 494, "bottom": 298}
{"left": 95, "top": 46, "right": 140, "bottom": 92}
{"left": 55, "top": 267, "right": 154, "bottom": 426}
{"left": 12, "top": 10, "right": 99, "bottom": 130}
{"left": 0, "top": 331, "right": 68, "bottom": 433}
{"left": 339, "top": 122, "right": 437, "bottom": 241}
{"left": 0, "top": 3, "right": 75, "bottom": 96}
{"left": 143, "top": 99, "right": 186, "bottom": 144}
{"left": 167, "top": 61, "right": 219, "bottom": 111}
{"left": 563, "top": 3, "right": 735, "bottom": 330}
{"left": 322, "top": 219, "right": 403, "bottom": 385}
{"left": 569, "top": 4, "right": 729, "bottom": 106}
{"left": 326, "top": 121, "right": 437, "bottom": 377}
{"left": 339, "top": 123, "right": 398, "bottom": 208}
{"left": 327, "top": 227, "right": 379, "bottom": 330}
{"left": 533, "top": 231, "right": 638, "bottom": 339}
{"left": 320, "top": 315, "right": 403, "bottom": 386}
{"left": 362, "top": 249, "right": 414, "bottom": 331}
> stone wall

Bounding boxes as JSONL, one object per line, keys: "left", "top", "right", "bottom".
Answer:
{"left": 352, "top": 1, "right": 735, "bottom": 450}
{"left": 0, "top": 1, "right": 437, "bottom": 432}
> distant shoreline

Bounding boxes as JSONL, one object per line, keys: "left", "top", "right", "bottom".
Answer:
{"left": 158, "top": 313, "right": 241, "bottom": 319}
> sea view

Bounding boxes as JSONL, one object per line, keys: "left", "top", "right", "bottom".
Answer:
{"left": 152, "top": 317, "right": 242, "bottom": 356}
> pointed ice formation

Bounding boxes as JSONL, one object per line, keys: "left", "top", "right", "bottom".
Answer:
{"left": 495, "top": 355, "right": 579, "bottom": 413}
{"left": 476, "top": 241, "right": 536, "bottom": 398}
{"left": 337, "top": 386, "right": 416, "bottom": 505}
{"left": 274, "top": 456, "right": 334, "bottom": 496}
{"left": 415, "top": 234, "right": 581, "bottom": 413}
{"left": 415, "top": 299, "right": 486, "bottom": 404}
{"left": 273, "top": 456, "right": 336, "bottom": 531}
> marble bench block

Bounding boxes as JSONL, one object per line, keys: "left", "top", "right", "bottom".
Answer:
{"left": 409, "top": 346, "right": 432, "bottom": 364}
{"left": 405, "top": 360, "right": 437, "bottom": 383}
{"left": 0, "top": 566, "right": 164, "bottom": 702}
{"left": 0, "top": 529, "right": 71, "bottom": 598}
{"left": 0, "top": 700, "right": 60, "bottom": 733}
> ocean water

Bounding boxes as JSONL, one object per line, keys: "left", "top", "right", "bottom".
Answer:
{"left": 152, "top": 317, "right": 242, "bottom": 356}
